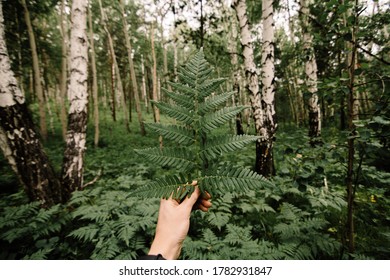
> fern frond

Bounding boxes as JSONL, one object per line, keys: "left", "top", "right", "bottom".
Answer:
{"left": 68, "top": 225, "right": 99, "bottom": 243}
{"left": 145, "top": 123, "right": 193, "bottom": 145}
{"left": 198, "top": 78, "right": 227, "bottom": 100}
{"left": 131, "top": 174, "right": 195, "bottom": 199}
{"left": 198, "top": 91, "right": 235, "bottom": 115}
{"left": 225, "top": 224, "right": 253, "bottom": 245}
{"left": 132, "top": 49, "right": 274, "bottom": 199}
{"left": 115, "top": 215, "right": 136, "bottom": 247}
{"left": 135, "top": 147, "right": 195, "bottom": 171}
{"left": 200, "top": 165, "right": 273, "bottom": 195}
{"left": 152, "top": 101, "right": 193, "bottom": 125}
{"left": 162, "top": 88, "right": 194, "bottom": 110}
{"left": 201, "top": 106, "right": 247, "bottom": 133}
{"left": 91, "top": 237, "right": 120, "bottom": 259}
{"left": 167, "top": 81, "right": 197, "bottom": 98}
{"left": 23, "top": 248, "right": 54, "bottom": 260}
{"left": 202, "top": 135, "right": 261, "bottom": 159}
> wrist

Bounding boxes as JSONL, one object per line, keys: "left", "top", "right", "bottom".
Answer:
{"left": 149, "top": 236, "right": 182, "bottom": 260}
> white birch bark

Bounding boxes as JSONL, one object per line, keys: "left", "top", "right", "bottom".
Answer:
{"left": 258, "top": 0, "right": 276, "bottom": 175}
{"left": 231, "top": 0, "right": 262, "bottom": 135}
{"left": 61, "top": 0, "right": 89, "bottom": 199}
{"left": 59, "top": 0, "right": 69, "bottom": 141}
{"left": 300, "top": 0, "right": 321, "bottom": 140}
{"left": 88, "top": 3, "right": 99, "bottom": 147}
{"left": 141, "top": 54, "right": 149, "bottom": 113}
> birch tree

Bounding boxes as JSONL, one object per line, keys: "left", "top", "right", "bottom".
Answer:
{"left": 21, "top": 0, "right": 47, "bottom": 140}
{"left": 59, "top": 0, "right": 69, "bottom": 142}
{"left": 300, "top": 0, "right": 321, "bottom": 144}
{"left": 232, "top": 0, "right": 276, "bottom": 176}
{"left": 0, "top": 1, "right": 62, "bottom": 207}
{"left": 225, "top": 4, "right": 244, "bottom": 135}
{"left": 258, "top": 0, "right": 276, "bottom": 176}
{"left": 88, "top": 3, "right": 99, "bottom": 147}
{"left": 61, "top": 0, "right": 89, "bottom": 201}
{"left": 231, "top": 0, "right": 263, "bottom": 167}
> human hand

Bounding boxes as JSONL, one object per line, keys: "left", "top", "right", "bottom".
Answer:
{"left": 148, "top": 181, "right": 212, "bottom": 260}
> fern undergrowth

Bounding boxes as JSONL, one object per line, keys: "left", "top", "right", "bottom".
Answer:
{"left": 134, "top": 49, "right": 273, "bottom": 199}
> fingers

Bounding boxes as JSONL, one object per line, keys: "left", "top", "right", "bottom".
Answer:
{"left": 170, "top": 180, "right": 212, "bottom": 212}
{"left": 197, "top": 198, "right": 212, "bottom": 212}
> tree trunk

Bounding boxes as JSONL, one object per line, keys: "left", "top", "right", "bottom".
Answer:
{"left": 109, "top": 40, "right": 116, "bottom": 122}
{"left": 59, "top": 0, "right": 69, "bottom": 141}
{"left": 0, "top": 2, "right": 62, "bottom": 207}
{"left": 21, "top": 0, "right": 47, "bottom": 140}
{"left": 225, "top": 5, "right": 244, "bottom": 135}
{"left": 119, "top": 0, "right": 145, "bottom": 136}
{"left": 232, "top": 0, "right": 264, "bottom": 169}
{"left": 150, "top": 22, "right": 163, "bottom": 148}
{"left": 256, "top": 0, "right": 276, "bottom": 176}
{"left": 61, "top": 0, "right": 89, "bottom": 201}
{"left": 345, "top": 0, "right": 360, "bottom": 255}
{"left": 300, "top": 0, "right": 321, "bottom": 145}
{"left": 99, "top": 0, "right": 129, "bottom": 131}
{"left": 88, "top": 3, "right": 99, "bottom": 147}
{"left": 141, "top": 54, "right": 149, "bottom": 113}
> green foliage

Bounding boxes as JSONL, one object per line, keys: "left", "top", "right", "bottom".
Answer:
{"left": 0, "top": 114, "right": 388, "bottom": 260}
{"left": 134, "top": 50, "right": 271, "bottom": 199}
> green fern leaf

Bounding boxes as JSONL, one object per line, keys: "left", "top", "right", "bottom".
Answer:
{"left": 200, "top": 165, "right": 274, "bottom": 195}
{"left": 131, "top": 174, "right": 194, "bottom": 199}
{"left": 201, "top": 106, "right": 247, "bottom": 133}
{"left": 144, "top": 123, "right": 193, "bottom": 145}
{"left": 152, "top": 101, "right": 193, "bottom": 125}
{"left": 115, "top": 215, "right": 136, "bottom": 247}
{"left": 198, "top": 78, "right": 227, "bottom": 100}
{"left": 133, "top": 49, "right": 273, "bottom": 199}
{"left": 198, "top": 90, "right": 235, "bottom": 115}
{"left": 162, "top": 88, "right": 194, "bottom": 110}
{"left": 202, "top": 135, "right": 261, "bottom": 159}
{"left": 23, "top": 248, "right": 54, "bottom": 260}
{"left": 167, "top": 81, "right": 197, "bottom": 98}
{"left": 68, "top": 225, "right": 99, "bottom": 242}
{"left": 135, "top": 147, "right": 195, "bottom": 171}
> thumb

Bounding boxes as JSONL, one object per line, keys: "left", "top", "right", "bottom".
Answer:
{"left": 180, "top": 184, "right": 200, "bottom": 210}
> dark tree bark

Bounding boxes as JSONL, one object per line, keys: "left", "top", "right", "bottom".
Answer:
{"left": 0, "top": 1, "right": 62, "bottom": 207}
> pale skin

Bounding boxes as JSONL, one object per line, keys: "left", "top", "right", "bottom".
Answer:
{"left": 148, "top": 181, "right": 212, "bottom": 260}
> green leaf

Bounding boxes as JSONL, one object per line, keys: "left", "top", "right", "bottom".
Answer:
{"left": 198, "top": 78, "right": 227, "bottom": 100}
{"left": 201, "top": 106, "right": 247, "bottom": 133}
{"left": 152, "top": 101, "right": 193, "bottom": 125}
{"left": 131, "top": 174, "right": 195, "bottom": 199}
{"left": 198, "top": 91, "right": 235, "bottom": 115}
{"left": 161, "top": 88, "right": 194, "bottom": 110}
{"left": 168, "top": 81, "right": 197, "bottom": 98}
{"left": 144, "top": 123, "right": 193, "bottom": 145}
{"left": 201, "top": 135, "right": 260, "bottom": 159}
{"left": 135, "top": 147, "right": 195, "bottom": 172}
{"left": 200, "top": 165, "right": 274, "bottom": 195}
